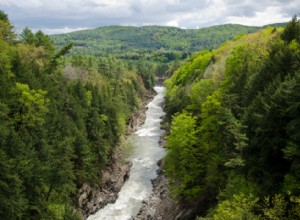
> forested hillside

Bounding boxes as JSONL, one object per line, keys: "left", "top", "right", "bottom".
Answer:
{"left": 51, "top": 24, "right": 263, "bottom": 81}
{"left": 51, "top": 24, "right": 260, "bottom": 61}
{"left": 0, "top": 12, "right": 150, "bottom": 219}
{"left": 164, "top": 16, "right": 300, "bottom": 219}
{"left": 1, "top": 6, "right": 297, "bottom": 220}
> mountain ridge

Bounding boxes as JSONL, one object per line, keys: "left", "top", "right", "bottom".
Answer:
{"left": 50, "top": 24, "right": 262, "bottom": 57}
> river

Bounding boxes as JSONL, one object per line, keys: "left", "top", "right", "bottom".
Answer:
{"left": 87, "top": 86, "right": 166, "bottom": 220}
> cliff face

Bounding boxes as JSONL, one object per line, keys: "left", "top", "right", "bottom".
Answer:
{"left": 78, "top": 149, "right": 132, "bottom": 219}
{"left": 78, "top": 92, "right": 155, "bottom": 219}
{"left": 134, "top": 159, "right": 201, "bottom": 220}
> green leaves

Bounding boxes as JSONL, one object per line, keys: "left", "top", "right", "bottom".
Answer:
{"left": 164, "top": 16, "right": 300, "bottom": 219}
{"left": 213, "top": 193, "right": 259, "bottom": 220}
{"left": 0, "top": 20, "right": 149, "bottom": 218}
{"left": 0, "top": 149, "right": 27, "bottom": 219}
{"left": 0, "top": 11, "right": 16, "bottom": 42}
{"left": 13, "top": 82, "right": 49, "bottom": 127}
{"left": 281, "top": 15, "right": 300, "bottom": 43}
{"left": 50, "top": 24, "right": 259, "bottom": 58}
{"left": 165, "top": 112, "right": 204, "bottom": 199}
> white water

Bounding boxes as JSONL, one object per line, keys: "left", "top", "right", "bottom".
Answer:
{"left": 87, "top": 86, "right": 166, "bottom": 220}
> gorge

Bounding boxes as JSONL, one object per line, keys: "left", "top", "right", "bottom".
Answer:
{"left": 87, "top": 86, "right": 166, "bottom": 220}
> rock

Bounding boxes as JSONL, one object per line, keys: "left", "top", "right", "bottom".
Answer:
{"left": 96, "top": 197, "right": 103, "bottom": 204}
{"left": 77, "top": 90, "right": 156, "bottom": 219}
{"left": 109, "top": 193, "right": 115, "bottom": 197}
{"left": 133, "top": 158, "right": 201, "bottom": 220}
{"left": 77, "top": 148, "right": 133, "bottom": 219}
{"left": 87, "top": 202, "right": 93, "bottom": 211}
{"left": 78, "top": 193, "right": 88, "bottom": 207}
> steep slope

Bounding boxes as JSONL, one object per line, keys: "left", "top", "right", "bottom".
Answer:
{"left": 163, "top": 16, "right": 300, "bottom": 219}
{"left": 0, "top": 12, "right": 150, "bottom": 219}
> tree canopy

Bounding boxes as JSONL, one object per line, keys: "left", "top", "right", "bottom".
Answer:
{"left": 0, "top": 12, "right": 148, "bottom": 219}
{"left": 164, "top": 16, "right": 300, "bottom": 219}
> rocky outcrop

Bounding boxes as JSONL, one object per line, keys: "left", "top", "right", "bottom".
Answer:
{"left": 78, "top": 148, "right": 132, "bottom": 219}
{"left": 127, "top": 110, "right": 146, "bottom": 135}
{"left": 134, "top": 159, "right": 200, "bottom": 220}
{"left": 78, "top": 91, "right": 156, "bottom": 219}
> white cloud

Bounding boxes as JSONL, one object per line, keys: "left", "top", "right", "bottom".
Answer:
{"left": 226, "top": 6, "right": 291, "bottom": 26}
{"left": 37, "top": 27, "right": 91, "bottom": 35}
{"left": 165, "top": 20, "right": 179, "bottom": 27}
{"left": 0, "top": 0, "right": 42, "bottom": 7}
{"left": 0, "top": 0, "right": 298, "bottom": 33}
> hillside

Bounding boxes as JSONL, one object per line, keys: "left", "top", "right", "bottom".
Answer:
{"left": 1, "top": 5, "right": 297, "bottom": 219}
{"left": 51, "top": 24, "right": 260, "bottom": 58}
{"left": 0, "top": 12, "right": 151, "bottom": 219}
{"left": 163, "top": 17, "right": 300, "bottom": 219}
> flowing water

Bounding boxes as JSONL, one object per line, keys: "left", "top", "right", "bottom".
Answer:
{"left": 87, "top": 86, "right": 166, "bottom": 220}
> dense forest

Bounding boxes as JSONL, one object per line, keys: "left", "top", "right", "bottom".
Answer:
{"left": 164, "top": 16, "right": 300, "bottom": 219}
{"left": 1, "top": 7, "right": 298, "bottom": 220}
{"left": 51, "top": 24, "right": 260, "bottom": 62}
{"left": 0, "top": 11, "right": 153, "bottom": 219}
{"left": 51, "top": 24, "right": 267, "bottom": 82}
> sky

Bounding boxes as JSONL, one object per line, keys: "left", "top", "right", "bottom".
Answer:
{"left": 0, "top": 0, "right": 299, "bottom": 34}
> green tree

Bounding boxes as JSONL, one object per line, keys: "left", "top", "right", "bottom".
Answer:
{"left": 165, "top": 112, "right": 205, "bottom": 199}
{"left": 0, "top": 149, "right": 26, "bottom": 219}
{"left": 20, "top": 27, "right": 36, "bottom": 45}
{"left": 212, "top": 193, "right": 259, "bottom": 220}
{"left": 281, "top": 15, "right": 300, "bottom": 43}
{"left": 12, "top": 82, "right": 49, "bottom": 128}
{"left": 0, "top": 11, "right": 15, "bottom": 42}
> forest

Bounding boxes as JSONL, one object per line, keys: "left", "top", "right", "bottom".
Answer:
{"left": 50, "top": 24, "right": 260, "bottom": 62}
{"left": 0, "top": 7, "right": 299, "bottom": 220}
{"left": 164, "top": 16, "right": 300, "bottom": 219}
{"left": 50, "top": 24, "right": 265, "bottom": 82}
{"left": 0, "top": 11, "right": 153, "bottom": 219}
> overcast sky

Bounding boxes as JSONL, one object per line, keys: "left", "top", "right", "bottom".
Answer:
{"left": 0, "top": 0, "right": 298, "bottom": 34}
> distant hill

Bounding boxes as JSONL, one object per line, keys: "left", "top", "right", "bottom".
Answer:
{"left": 263, "top": 22, "right": 287, "bottom": 28}
{"left": 51, "top": 24, "right": 261, "bottom": 58}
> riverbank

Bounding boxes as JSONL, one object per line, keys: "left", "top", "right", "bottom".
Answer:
{"left": 78, "top": 149, "right": 132, "bottom": 219}
{"left": 134, "top": 157, "right": 200, "bottom": 220}
{"left": 85, "top": 86, "right": 165, "bottom": 219}
{"left": 133, "top": 117, "right": 201, "bottom": 220}
{"left": 78, "top": 91, "right": 156, "bottom": 219}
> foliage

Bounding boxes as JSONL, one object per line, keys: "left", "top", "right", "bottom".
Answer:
{"left": 51, "top": 24, "right": 260, "bottom": 59}
{"left": 50, "top": 24, "right": 262, "bottom": 80}
{"left": 164, "top": 50, "right": 214, "bottom": 117}
{"left": 12, "top": 82, "right": 49, "bottom": 127}
{"left": 212, "top": 193, "right": 259, "bottom": 220}
{"left": 0, "top": 12, "right": 148, "bottom": 219}
{"left": 281, "top": 15, "right": 300, "bottom": 43}
{"left": 165, "top": 112, "right": 204, "bottom": 199}
{"left": 0, "top": 10, "right": 16, "bottom": 42}
{"left": 164, "top": 16, "right": 300, "bottom": 219}
{"left": 262, "top": 193, "right": 300, "bottom": 220}
{"left": 49, "top": 21, "right": 273, "bottom": 80}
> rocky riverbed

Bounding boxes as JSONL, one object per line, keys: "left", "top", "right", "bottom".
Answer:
{"left": 78, "top": 148, "right": 133, "bottom": 219}
{"left": 77, "top": 87, "right": 199, "bottom": 220}
{"left": 77, "top": 92, "right": 155, "bottom": 219}
{"left": 134, "top": 159, "right": 200, "bottom": 220}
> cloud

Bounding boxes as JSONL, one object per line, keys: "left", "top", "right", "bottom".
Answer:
{"left": 31, "top": 27, "right": 90, "bottom": 35}
{"left": 226, "top": 6, "right": 289, "bottom": 26}
{"left": 166, "top": 20, "right": 179, "bottom": 27}
{"left": 0, "top": 0, "right": 297, "bottom": 34}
